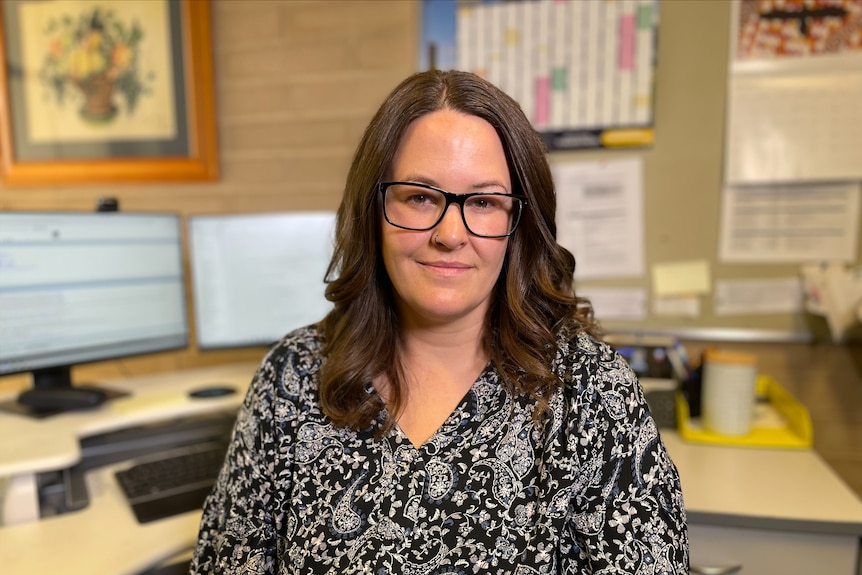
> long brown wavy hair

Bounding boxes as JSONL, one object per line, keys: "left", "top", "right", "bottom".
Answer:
{"left": 318, "top": 70, "right": 599, "bottom": 433}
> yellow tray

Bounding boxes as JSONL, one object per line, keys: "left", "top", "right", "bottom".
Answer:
{"left": 676, "top": 375, "right": 813, "bottom": 449}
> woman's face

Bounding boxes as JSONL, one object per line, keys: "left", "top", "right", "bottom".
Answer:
{"left": 381, "top": 108, "right": 511, "bottom": 329}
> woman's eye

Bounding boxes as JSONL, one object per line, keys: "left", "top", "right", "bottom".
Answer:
{"left": 406, "top": 194, "right": 430, "bottom": 205}
{"left": 469, "top": 196, "right": 500, "bottom": 210}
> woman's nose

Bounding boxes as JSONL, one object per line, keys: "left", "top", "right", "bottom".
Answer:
{"left": 433, "top": 204, "right": 469, "bottom": 247}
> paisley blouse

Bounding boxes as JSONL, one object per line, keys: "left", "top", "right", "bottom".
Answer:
{"left": 191, "top": 325, "right": 688, "bottom": 574}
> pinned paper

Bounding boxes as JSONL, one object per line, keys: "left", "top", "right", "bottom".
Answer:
{"left": 718, "top": 183, "right": 860, "bottom": 263}
{"left": 652, "top": 260, "right": 711, "bottom": 296}
{"left": 653, "top": 295, "right": 701, "bottom": 318}
{"left": 553, "top": 157, "right": 645, "bottom": 280}
{"left": 577, "top": 286, "right": 648, "bottom": 321}
{"left": 714, "top": 277, "right": 803, "bottom": 316}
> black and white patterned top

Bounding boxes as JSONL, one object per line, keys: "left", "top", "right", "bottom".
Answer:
{"left": 191, "top": 325, "right": 688, "bottom": 574}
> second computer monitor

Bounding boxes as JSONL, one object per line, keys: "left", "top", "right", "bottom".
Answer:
{"left": 188, "top": 212, "right": 336, "bottom": 349}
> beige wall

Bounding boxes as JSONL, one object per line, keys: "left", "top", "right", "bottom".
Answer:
{"left": 0, "top": 0, "right": 418, "bottom": 391}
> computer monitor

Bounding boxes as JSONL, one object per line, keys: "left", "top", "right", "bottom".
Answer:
{"left": 0, "top": 212, "right": 189, "bottom": 412}
{"left": 187, "top": 211, "right": 335, "bottom": 349}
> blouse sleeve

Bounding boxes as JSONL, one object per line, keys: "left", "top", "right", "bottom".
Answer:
{"left": 560, "top": 339, "right": 689, "bottom": 573}
{"left": 190, "top": 357, "right": 285, "bottom": 574}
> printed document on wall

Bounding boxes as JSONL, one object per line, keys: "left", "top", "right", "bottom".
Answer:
{"left": 576, "top": 286, "right": 648, "bottom": 321}
{"left": 724, "top": 0, "right": 862, "bottom": 184}
{"left": 718, "top": 182, "right": 860, "bottom": 263}
{"left": 553, "top": 157, "right": 644, "bottom": 279}
{"left": 714, "top": 277, "right": 804, "bottom": 316}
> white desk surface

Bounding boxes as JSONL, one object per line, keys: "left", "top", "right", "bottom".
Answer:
{"left": 2, "top": 462, "right": 203, "bottom": 574}
{"left": 661, "top": 432, "right": 862, "bottom": 535}
{"left": 1, "top": 363, "right": 861, "bottom": 574}
{"left": 0, "top": 362, "right": 259, "bottom": 477}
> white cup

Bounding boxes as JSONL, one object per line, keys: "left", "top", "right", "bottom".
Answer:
{"left": 701, "top": 349, "right": 758, "bottom": 436}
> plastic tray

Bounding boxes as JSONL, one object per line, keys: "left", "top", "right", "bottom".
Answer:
{"left": 676, "top": 375, "right": 813, "bottom": 449}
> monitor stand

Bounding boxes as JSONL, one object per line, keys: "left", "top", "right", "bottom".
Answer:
{"left": 0, "top": 366, "right": 130, "bottom": 419}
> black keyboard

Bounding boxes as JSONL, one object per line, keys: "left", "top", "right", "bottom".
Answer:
{"left": 115, "top": 442, "right": 228, "bottom": 524}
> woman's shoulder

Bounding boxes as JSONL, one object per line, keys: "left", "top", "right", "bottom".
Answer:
{"left": 250, "top": 323, "right": 325, "bottom": 402}
{"left": 555, "top": 327, "right": 619, "bottom": 368}
{"left": 267, "top": 323, "right": 324, "bottom": 362}
{"left": 554, "top": 327, "right": 638, "bottom": 395}
{"left": 551, "top": 328, "right": 653, "bottom": 446}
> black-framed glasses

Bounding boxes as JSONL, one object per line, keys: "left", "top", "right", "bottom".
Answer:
{"left": 378, "top": 181, "right": 528, "bottom": 239}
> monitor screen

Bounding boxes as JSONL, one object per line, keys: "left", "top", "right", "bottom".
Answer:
{"left": 188, "top": 211, "right": 336, "bottom": 349}
{"left": 0, "top": 212, "right": 188, "bottom": 396}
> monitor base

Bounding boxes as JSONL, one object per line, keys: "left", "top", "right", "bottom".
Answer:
{"left": 0, "top": 386, "right": 129, "bottom": 419}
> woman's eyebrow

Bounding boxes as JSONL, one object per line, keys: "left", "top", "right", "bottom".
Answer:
{"left": 396, "top": 174, "right": 510, "bottom": 193}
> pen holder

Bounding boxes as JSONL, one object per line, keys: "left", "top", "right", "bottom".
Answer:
{"left": 701, "top": 349, "right": 758, "bottom": 437}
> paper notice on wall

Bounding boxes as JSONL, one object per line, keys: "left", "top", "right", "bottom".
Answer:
{"left": 553, "top": 157, "right": 645, "bottom": 280}
{"left": 718, "top": 182, "right": 860, "bottom": 263}
{"left": 714, "top": 277, "right": 804, "bottom": 316}
{"left": 577, "top": 286, "right": 647, "bottom": 321}
{"left": 724, "top": 68, "right": 862, "bottom": 184}
{"left": 652, "top": 295, "right": 701, "bottom": 318}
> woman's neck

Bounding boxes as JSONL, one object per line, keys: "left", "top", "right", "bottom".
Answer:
{"left": 397, "top": 314, "right": 488, "bottom": 369}
{"left": 376, "top": 316, "right": 490, "bottom": 447}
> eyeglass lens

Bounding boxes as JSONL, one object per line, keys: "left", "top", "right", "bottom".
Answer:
{"left": 383, "top": 183, "right": 520, "bottom": 237}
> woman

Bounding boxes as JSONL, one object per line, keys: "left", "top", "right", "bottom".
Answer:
{"left": 191, "top": 70, "right": 688, "bottom": 574}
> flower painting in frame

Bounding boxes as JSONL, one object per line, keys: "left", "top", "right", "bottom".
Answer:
{"left": 0, "top": 0, "right": 217, "bottom": 185}
{"left": 42, "top": 7, "right": 149, "bottom": 125}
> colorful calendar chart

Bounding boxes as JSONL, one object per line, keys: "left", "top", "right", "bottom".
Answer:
{"left": 420, "top": 0, "right": 659, "bottom": 151}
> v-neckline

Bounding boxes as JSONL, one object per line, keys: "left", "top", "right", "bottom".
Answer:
{"left": 388, "top": 361, "right": 494, "bottom": 450}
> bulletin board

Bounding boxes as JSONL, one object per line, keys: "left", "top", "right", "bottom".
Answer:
{"left": 555, "top": 0, "right": 862, "bottom": 342}
{"left": 426, "top": 0, "right": 862, "bottom": 341}
{"left": 418, "top": 1, "right": 862, "bottom": 341}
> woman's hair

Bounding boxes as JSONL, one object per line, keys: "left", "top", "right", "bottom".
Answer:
{"left": 318, "top": 69, "right": 599, "bottom": 432}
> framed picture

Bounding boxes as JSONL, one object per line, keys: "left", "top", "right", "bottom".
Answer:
{"left": 0, "top": 0, "right": 218, "bottom": 185}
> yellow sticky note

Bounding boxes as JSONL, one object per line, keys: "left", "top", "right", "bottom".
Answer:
{"left": 652, "top": 260, "right": 711, "bottom": 296}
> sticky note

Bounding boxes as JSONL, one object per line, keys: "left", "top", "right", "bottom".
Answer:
{"left": 652, "top": 260, "right": 711, "bottom": 296}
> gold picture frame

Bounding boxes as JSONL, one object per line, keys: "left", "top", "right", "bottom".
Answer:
{"left": 0, "top": 0, "right": 218, "bottom": 185}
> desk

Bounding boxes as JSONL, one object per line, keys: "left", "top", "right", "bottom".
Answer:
{"left": 1, "top": 364, "right": 861, "bottom": 574}
{"left": 0, "top": 362, "right": 259, "bottom": 575}
{"left": 0, "top": 362, "right": 258, "bottom": 479}
{"left": 664, "top": 433, "right": 862, "bottom": 574}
